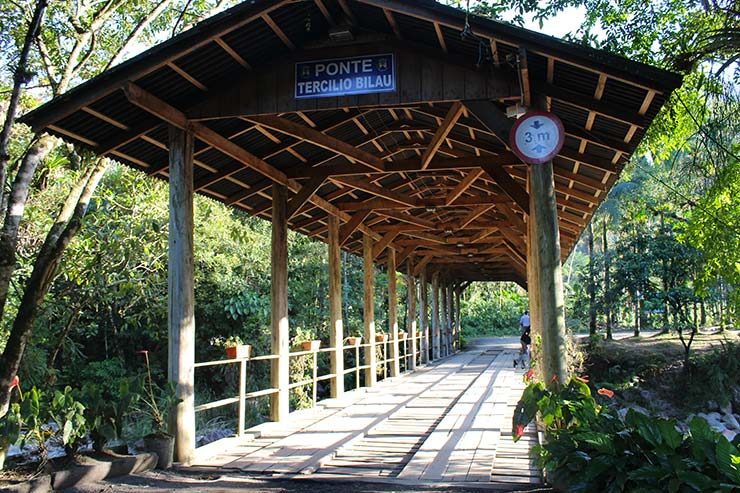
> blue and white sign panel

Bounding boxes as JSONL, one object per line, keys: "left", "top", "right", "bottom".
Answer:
{"left": 295, "top": 54, "right": 396, "bottom": 99}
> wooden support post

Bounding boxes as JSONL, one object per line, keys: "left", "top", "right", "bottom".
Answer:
{"left": 431, "top": 272, "right": 440, "bottom": 360}
{"left": 388, "top": 249, "right": 400, "bottom": 377}
{"left": 363, "top": 233, "right": 377, "bottom": 387}
{"left": 446, "top": 283, "right": 453, "bottom": 355}
{"left": 328, "top": 215, "right": 344, "bottom": 397}
{"left": 270, "top": 184, "right": 290, "bottom": 421}
{"left": 526, "top": 176, "right": 541, "bottom": 372}
{"left": 529, "top": 126, "right": 568, "bottom": 383}
{"left": 454, "top": 285, "right": 462, "bottom": 351}
{"left": 419, "top": 267, "right": 429, "bottom": 364}
{"left": 407, "top": 258, "right": 417, "bottom": 371}
{"left": 167, "top": 126, "right": 195, "bottom": 465}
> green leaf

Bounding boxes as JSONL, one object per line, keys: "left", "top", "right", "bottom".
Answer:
{"left": 715, "top": 437, "right": 740, "bottom": 485}
{"left": 677, "top": 470, "right": 716, "bottom": 491}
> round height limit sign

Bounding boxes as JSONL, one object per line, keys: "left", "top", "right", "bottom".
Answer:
{"left": 509, "top": 112, "right": 565, "bottom": 165}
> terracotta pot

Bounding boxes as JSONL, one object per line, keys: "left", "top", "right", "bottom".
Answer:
{"left": 225, "top": 344, "right": 251, "bottom": 360}
{"left": 144, "top": 433, "right": 174, "bottom": 469}
{"left": 346, "top": 336, "right": 362, "bottom": 346}
{"left": 398, "top": 332, "right": 407, "bottom": 340}
{"left": 375, "top": 334, "right": 388, "bottom": 342}
{"left": 301, "top": 340, "right": 321, "bottom": 351}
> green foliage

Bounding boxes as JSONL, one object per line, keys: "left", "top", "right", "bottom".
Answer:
{"left": 48, "top": 386, "right": 87, "bottom": 455}
{"left": 77, "top": 378, "right": 140, "bottom": 450}
{"left": 461, "top": 282, "right": 527, "bottom": 336}
{"left": 684, "top": 341, "right": 740, "bottom": 409}
{"left": 513, "top": 375, "right": 740, "bottom": 491}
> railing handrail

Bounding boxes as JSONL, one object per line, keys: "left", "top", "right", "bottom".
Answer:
{"left": 193, "top": 334, "right": 426, "bottom": 436}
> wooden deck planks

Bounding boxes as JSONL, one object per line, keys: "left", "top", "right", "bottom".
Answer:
{"left": 192, "top": 347, "right": 542, "bottom": 488}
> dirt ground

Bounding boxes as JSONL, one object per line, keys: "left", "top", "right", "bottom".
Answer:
{"left": 60, "top": 469, "right": 553, "bottom": 493}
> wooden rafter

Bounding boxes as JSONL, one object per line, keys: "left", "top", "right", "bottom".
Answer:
{"left": 445, "top": 169, "right": 484, "bottom": 205}
{"left": 339, "top": 210, "right": 371, "bottom": 246}
{"left": 287, "top": 175, "right": 326, "bottom": 219}
{"left": 262, "top": 13, "right": 295, "bottom": 50}
{"left": 249, "top": 115, "right": 385, "bottom": 172}
{"left": 214, "top": 38, "right": 250, "bottom": 69}
{"left": 384, "top": 9, "right": 402, "bottom": 39}
{"left": 420, "top": 102, "right": 464, "bottom": 170}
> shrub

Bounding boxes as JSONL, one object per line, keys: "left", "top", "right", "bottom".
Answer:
{"left": 513, "top": 376, "right": 740, "bottom": 492}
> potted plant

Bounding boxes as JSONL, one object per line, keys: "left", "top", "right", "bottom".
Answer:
{"left": 222, "top": 336, "right": 251, "bottom": 360}
{"left": 375, "top": 334, "right": 388, "bottom": 343}
{"left": 301, "top": 340, "right": 321, "bottom": 351}
{"left": 346, "top": 336, "right": 362, "bottom": 346}
{"left": 398, "top": 331, "right": 407, "bottom": 340}
{"left": 137, "top": 350, "right": 181, "bottom": 469}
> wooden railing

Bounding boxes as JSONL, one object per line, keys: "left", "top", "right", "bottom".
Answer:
{"left": 193, "top": 334, "right": 425, "bottom": 437}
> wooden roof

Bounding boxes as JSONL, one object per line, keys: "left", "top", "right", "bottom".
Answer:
{"left": 21, "top": 0, "right": 682, "bottom": 284}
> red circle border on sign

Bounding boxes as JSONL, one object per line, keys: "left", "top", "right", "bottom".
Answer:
{"left": 509, "top": 111, "right": 565, "bottom": 165}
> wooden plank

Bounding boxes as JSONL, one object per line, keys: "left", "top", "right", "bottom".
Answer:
{"left": 384, "top": 9, "right": 402, "bottom": 39}
{"left": 339, "top": 210, "right": 371, "bottom": 246}
{"left": 329, "top": 215, "right": 344, "bottom": 398}
{"left": 445, "top": 169, "right": 485, "bottom": 205}
{"left": 421, "top": 101, "right": 464, "bottom": 170}
{"left": 287, "top": 175, "right": 325, "bottom": 219}
{"left": 167, "top": 62, "right": 208, "bottom": 91}
{"left": 332, "top": 176, "right": 417, "bottom": 207}
{"left": 372, "top": 230, "right": 400, "bottom": 260}
{"left": 482, "top": 163, "right": 530, "bottom": 215}
{"left": 262, "top": 13, "right": 295, "bottom": 49}
{"left": 434, "top": 22, "right": 448, "bottom": 53}
{"left": 215, "top": 37, "right": 251, "bottom": 69}
{"left": 249, "top": 115, "right": 385, "bottom": 172}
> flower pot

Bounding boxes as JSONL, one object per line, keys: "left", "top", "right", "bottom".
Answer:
{"left": 144, "top": 433, "right": 174, "bottom": 469}
{"left": 346, "top": 336, "right": 362, "bottom": 346}
{"left": 415, "top": 331, "right": 422, "bottom": 339}
{"left": 375, "top": 334, "right": 388, "bottom": 343}
{"left": 301, "top": 340, "right": 321, "bottom": 351}
{"left": 398, "top": 332, "right": 407, "bottom": 340}
{"left": 225, "top": 344, "right": 251, "bottom": 360}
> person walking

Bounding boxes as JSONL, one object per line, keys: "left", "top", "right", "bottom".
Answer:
{"left": 514, "top": 310, "right": 531, "bottom": 368}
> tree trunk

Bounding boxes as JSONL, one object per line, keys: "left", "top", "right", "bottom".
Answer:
{"left": 587, "top": 221, "right": 596, "bottom": 335}
{"left": 602, "top": 218, "right": 612, "bottom": 340}
{"left": 0, "top": 158, "right": 107, "bottom": 417}
{"left": 0, "top": 136, "right": 56, "bottom": 324}
{"left": 0, "top": 0, "right": 48, "bottom": 214}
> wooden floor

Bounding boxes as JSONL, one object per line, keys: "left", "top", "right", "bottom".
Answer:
{"left": 192, "top": 345, "right": 541, "bottom": 489}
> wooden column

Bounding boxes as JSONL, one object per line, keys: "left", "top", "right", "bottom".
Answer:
{"left": 406, "top": 258, "right": 417, "bottom": 371}
{"left": 446, "top": 283, "right": 453, "bottom": 355}
{"left": 167, "top": 126, "right": 195, "bottom": 465}
{"left": 328, "top": 215, "right": 344, "bottom": 397}
{"left": 363, "top": 233, "right": 377, "bottom": 387}
{"left": 529, "top": 146, "right": 568, "bottom": 384}
{"left": 454, "top": 285, "right": 462, "bottom": 350}
{"left": 270, "top": 184, "right": 290, "bottom": 421}
{"left": 419, "top": 266, "right": 429, "bottom": 364}
{"left": 388, "top": 249, "right": 400, "bottom": 377}
{"left": 431, "top": 271, "right": 440, "bottom": 360}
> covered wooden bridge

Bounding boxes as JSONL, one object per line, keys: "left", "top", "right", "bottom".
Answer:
{"left": 22, "top": 0, "right": 681, "bottom": 482}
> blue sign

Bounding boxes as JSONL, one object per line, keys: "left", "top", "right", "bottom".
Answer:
{"left": 295, "top": 54, "right": 396, "bottom": 99}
